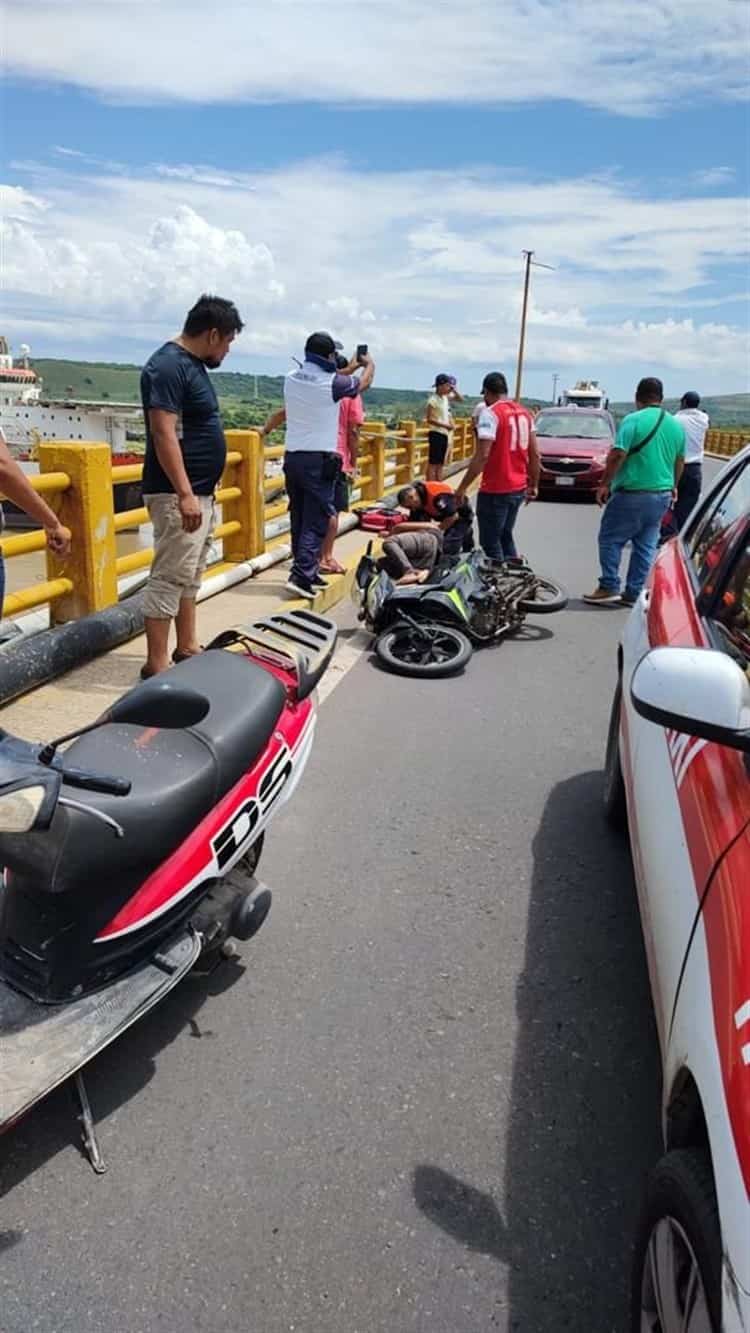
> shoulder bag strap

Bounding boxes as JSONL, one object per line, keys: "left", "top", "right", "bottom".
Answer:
{"left": 626, "top": 408, "right": 666, "bottom": 458}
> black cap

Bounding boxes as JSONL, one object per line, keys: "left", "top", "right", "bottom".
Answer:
{"left": 682, "top": 390, "right": 701, "bottom": 408}
{"left": 305, "top": 331, "right": 343, "bottom": 359}
{"left": 434, "top": 373, "right": 456, "bottom": 387}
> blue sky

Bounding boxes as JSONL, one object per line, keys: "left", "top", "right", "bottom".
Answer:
{"left": 2, "top": 0, "right": 749, "bottom": 400}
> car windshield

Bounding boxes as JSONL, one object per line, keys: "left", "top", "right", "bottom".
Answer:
{"left": 535, "top": 414, "right": 612, "bottom": 440}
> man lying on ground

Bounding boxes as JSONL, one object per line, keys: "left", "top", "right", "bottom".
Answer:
{"left": 379, "top": 529, "right": 441, "bottom": 585}
{"left": 396, "top": 482, "right": 474, "bottom": 557}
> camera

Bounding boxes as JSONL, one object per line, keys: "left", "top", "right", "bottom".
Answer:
{"left": 356, "top": 343, "right": 368, "bottom": 364}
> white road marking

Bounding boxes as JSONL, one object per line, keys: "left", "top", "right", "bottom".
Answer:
{"left": 318, "top": 628, "right": 371, "bottom": 705}
{"left": 735, "top": 1000, "right": 750, "bottom": 1067}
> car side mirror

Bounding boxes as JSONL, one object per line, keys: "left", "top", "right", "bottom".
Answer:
{"left": 630, "top": 647, "right": 750, "bottom": 753}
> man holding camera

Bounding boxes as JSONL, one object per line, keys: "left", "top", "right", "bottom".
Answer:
{"left": 263, "top": 333, "right": 374, "bottom": 598}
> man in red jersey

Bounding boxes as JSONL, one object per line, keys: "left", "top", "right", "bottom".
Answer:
{"left": 454, "top": 372, "right": 540, "bottom": 561}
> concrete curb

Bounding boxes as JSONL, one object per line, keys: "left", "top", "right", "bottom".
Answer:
{"left": 282, "top": 536, "right": 375, "bottom": 618}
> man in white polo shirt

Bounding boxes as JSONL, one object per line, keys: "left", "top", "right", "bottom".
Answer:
{"left": 263, "top": 333, "right": 375, "bottom": 598}
{"left": 664, "top": 390, "right": 709, "bottom": 537}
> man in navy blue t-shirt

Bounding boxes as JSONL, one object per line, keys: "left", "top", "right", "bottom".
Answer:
{"left": 140, "top": 293, "right": 243, "bottom": 677}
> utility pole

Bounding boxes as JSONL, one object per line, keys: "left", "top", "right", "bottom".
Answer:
{"left": 514, "top": 250, "right": 555, "bottom": 402}
{"left": 552, "top": 372, "right": 559, "bottom": 405}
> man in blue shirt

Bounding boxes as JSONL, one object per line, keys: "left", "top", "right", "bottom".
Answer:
{"left": 262, "top": 332, "right": 375, "bottom": 598}
{"left": 140, "top": 293, "right": 243, "bottom": 677}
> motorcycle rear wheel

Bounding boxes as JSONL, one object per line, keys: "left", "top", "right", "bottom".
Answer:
{"left": 375, "top": 623, "right": 473, "bottom": 677}
{"left": 517, "top": 577, "right": 568, "bottom": 614}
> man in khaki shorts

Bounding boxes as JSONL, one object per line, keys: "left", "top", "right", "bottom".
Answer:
{"left": 140, "top": 294, "right": 243, "bottom": 677}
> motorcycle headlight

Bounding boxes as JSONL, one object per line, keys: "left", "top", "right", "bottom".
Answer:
{"left": 0, "top": 770, "right": 61, "bottom": 833}
{"left": 0, "top": 784, "right": 49, "bottom": 832}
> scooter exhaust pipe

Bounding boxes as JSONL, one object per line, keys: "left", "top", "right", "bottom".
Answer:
{"left": 229, "top": 883, "right": 272, "bottom": 941}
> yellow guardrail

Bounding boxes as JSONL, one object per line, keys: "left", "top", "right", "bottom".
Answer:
{"left": 705, "top": 428, "right": 750, "bottom": 458}
{"left": 0, "top": 417, "right": 477, "bottom": 624}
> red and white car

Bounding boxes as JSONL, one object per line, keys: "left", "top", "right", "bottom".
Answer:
{"left": 604, "top": 445, "right": 750, "bottom": 1331}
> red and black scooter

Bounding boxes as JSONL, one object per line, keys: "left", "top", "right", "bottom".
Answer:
{"left": 0, "top": 609, "right": 336, "bottom": 1170}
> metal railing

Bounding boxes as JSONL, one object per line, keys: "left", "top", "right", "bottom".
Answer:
{"left": 0, "top": 418, "right": 476, "bottom": 624}
{"left": 704, "top": 428, "right": 750, "bottom": 458}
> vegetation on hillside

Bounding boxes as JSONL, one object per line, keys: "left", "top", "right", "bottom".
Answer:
{"left": 31, "top": 359, "right": 750, "bottom": 429}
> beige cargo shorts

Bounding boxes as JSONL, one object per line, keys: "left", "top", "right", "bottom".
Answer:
{"left": 143, "top": 493, "right": 215, "bottom": 619}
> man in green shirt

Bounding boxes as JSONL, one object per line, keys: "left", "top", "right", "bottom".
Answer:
{"left": 584, "top": 377, "right": 685, "bottom": 606}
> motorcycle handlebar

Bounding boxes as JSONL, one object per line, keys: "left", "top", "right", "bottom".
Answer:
{"left": 59, "top": 765, "right": 132, "bottom": 797}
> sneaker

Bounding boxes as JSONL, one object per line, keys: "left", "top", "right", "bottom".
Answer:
{"left": 620, "top": 590, "right": 639, "bottom": 607}
{"left": 285, "top": 576, "right": 316, "bottom": 599}
{"left": 582, "top": 587, "right": 622, "bottom": 606}
{"left": 311, "top": 574, "right": 329, "bottom": 590}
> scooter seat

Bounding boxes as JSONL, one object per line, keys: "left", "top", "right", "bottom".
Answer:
{"left": 0, "top": 651, "right": 285, "bottom": 904}
{"left": 161, "top": 649, "right": 287, "bottom": 799}
{"left": 70, "top": 648, "right": 287, "bottom": 811}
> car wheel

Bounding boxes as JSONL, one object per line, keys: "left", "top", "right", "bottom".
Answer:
{"left": 603, "top": 680, "right": 627, "bottom": 829}
{"left": 631, "top": 1149, "right": 722, "bottom": 1333}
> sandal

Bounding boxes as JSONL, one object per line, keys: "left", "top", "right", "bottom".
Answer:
{"left": 172, "top": 647, "right": 204, "bottom": 663}
{"left": 319, "top": 562, "right": 346, "bottom": 575}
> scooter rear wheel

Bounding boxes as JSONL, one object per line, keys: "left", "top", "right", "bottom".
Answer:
{"left": 193, "top": 834, "right": 266, "bottom": 963}
{"left": 375, "top": 623, "right": 473, "bottom": 678}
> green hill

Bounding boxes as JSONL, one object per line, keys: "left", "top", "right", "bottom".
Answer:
{"left": 32, "top": 359, "right": 479, "bottom": 418}
{"left": 609, "top": 393, "right": 750, "bottom": 427}
{"left": 31, "top": 359, "right": 750, "bottom": 428}
{"left": 34, "top": 359, "right": 144, "bottom": 402}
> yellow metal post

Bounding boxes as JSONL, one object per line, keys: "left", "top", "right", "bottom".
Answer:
{"left": 39, "top": 441, "right": 117, "bottom": 623}
{"left": 399, "top": 420, "right": 417, "bottom": 482}
{"left": 222, "top": 430, "right": 266, "bottom": 560}
{"left": 362, "top": 421, "right": 386, "bottom": 501}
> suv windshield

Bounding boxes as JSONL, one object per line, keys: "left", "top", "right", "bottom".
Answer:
{"left": 535, "top": 414, "right": 612, "bottom": 440}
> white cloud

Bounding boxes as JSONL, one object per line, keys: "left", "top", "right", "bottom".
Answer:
{"left": 155, "top": 164, "right": 251, "bottom": 189}
{"left": 692, "top": 166, "right": 737, "bottom": 188}
{"left": 5, "top": 0, "right": 750, "bottom": 116}
{"left": 2, "top": 158, "right": 748, "bottom": 395}
{"left": 2, "top": 200, "right": 284, "bottom": 318}
{"left": 0, "top": 184, "right": 49, "bottom": 216}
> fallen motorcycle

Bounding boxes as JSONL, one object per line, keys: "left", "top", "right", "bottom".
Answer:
{"left": 353, "top": 547, "right": 567, "bottom": 677}
{"left": 0, "top": 609, "right": 336, "bottom": 1170}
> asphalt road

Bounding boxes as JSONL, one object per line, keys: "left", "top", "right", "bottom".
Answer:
{"left": 1, "top": 476, "right": 722, "bottom": 1333}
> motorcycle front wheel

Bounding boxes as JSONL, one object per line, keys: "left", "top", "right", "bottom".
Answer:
{"left": 517, "top": 577, "right": 568, "bottom": 614}
{"left": 375, "top": 623, "right": 473, "bottom": 678}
